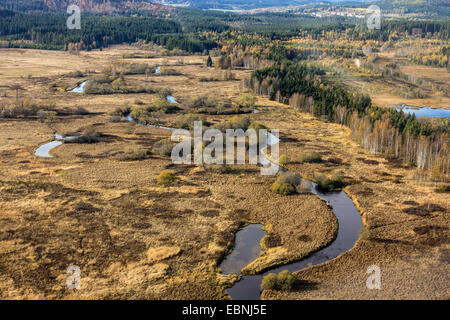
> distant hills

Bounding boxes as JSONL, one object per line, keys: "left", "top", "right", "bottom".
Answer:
{"left": 0, "top": 0, "right": 172, "bottom": 14}
{"left": 154, "top": 0, "right": 449, "bottom": 11}
{"left": 0, "top": 0, "right": 448, "bottom": 15}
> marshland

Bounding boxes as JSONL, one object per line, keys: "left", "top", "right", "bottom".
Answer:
{"left": 0, "top": 1, "right": 448, "bottom": 300}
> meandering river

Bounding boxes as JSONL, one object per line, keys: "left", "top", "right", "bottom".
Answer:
{"left": 34, "top": 133, "right": 81, "bottom": 158}
{"left": 221, "top": 183, "right": 362, "bottom": 300}
{"left": 119, "top": 113, "right": 363, "bottom": 300}
{"left": 35, "top": 84, "right": 364, "bottom": 301}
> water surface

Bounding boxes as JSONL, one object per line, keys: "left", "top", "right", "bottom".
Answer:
{"left": 166, "top": 95, "right": 179, "bottom": 104}
{"left": 120, "top": 112, "right": 362, "bottom": 300}
{"left": 34, "top": 139, "right": 63, "bottom": 158}
{"left": 222, "top": 182, "right": 363, "bottom": 300}
{"left": 69, "top": 81, "right": 88, "bottom": 93}
{"left": 394, "top": 104, "right": 450, "bottom": 118}
{"left": 220, "top": 224, "right": 266, "bottom": 275}
{"left": 35, "top": 133, "right": 81, "bottom": 158}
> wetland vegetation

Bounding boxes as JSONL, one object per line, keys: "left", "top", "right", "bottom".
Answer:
{"left": 0, "top": 0, "right": 448, "bottom": 301}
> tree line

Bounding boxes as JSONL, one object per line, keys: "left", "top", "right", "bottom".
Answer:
{"left": 244, "top": 59, "right": 449, "bottom": 179}
{"left": 0, "top": 9, "right": 217, "bottom": 53}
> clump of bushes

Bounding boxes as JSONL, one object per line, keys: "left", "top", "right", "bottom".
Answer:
{"left": 152, "top": 139, "right": 173, "bottom": 157}
{"left": 118, "top": 148, "right": 152, "bottom": 161}
{"left": 316, "top": 175, "right": 344, "bottom": 191}
{"left": 159, "top": 67, "right": 182, "bottom": 76}
{"left": 185, "top": 95, "right": 234, "bottom": 114}
{"left": 152, "top": 98, "right": 181, "bottom": 114}
{"left": 237, "top": 94, "right": 257, "bottom": 109}
{"left": 84, "top": 77, "right": 155, "bottom": 95}
{"left": 102, "top": 63, "right": 153, "bottom": 76}
{"left": 184, "top": 95, "right": 254, "bottom": 115}
{"left": 278, "top": 172, "right": 302, "bottom": 186}
{"left": 271, "top": 182, "right": 296, "bottom": 195}
{"left": 299, "top": 151, "right": 322, "bottom": 163}
{"left": 297, "top": 180, "right": 313, "bottom": 194}
{"left": 206, "top": 164, "right": 233, "bottom": 174}
{"left": 111, "top": 106, "right": 131, "bottom": 117}
{"left": 278, "top": 154, "right": 289, "bottom": 167}
{"left": 157, "top": 170, "right": 177, "bottom": 187}
{"left": 261, "top": 270, "right": 297, "bottom": 291}
{"left": 214, "top": 116, "right": 251, "bottom": 132}
{"left": 175, "top": 114, "right": 209, "bottom": 130}
{"left": 0, "top": 99, "right": 51, "bottom": 119}
{"left": 68, "top": 126, "right": 99, "bottom": 144}
{"left": 271, "top": 172, "right": 301, "bottom": 195}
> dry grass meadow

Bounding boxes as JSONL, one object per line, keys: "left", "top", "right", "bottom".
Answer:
{"left": 0, "top": 45, "right": 448, "bottom": 299}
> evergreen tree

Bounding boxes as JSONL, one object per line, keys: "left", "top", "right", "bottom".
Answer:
{"left": 206, "top": 56, "right": 213, "bottom": 67}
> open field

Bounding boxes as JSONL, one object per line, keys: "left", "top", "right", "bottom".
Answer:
{"left": 0, "top": 46, "right": 448, "bottom": 299}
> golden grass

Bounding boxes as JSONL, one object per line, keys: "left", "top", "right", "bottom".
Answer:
{"left": 0, "top": 45, "right": 447, "bottom": 300}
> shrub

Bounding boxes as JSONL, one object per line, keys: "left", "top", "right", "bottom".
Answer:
{"left": 261, "top": 270, "right": 297, "bottom": 291}
{"left": 152, "top": 139, "right": 173, "bottom": 157}
{"left": 316, "top": 175, "right": 344, "bottom": 191}
{"left": 237, "top": 94, "right": 257, "bottom": 108}
{"left": 157, "top": 170, "right": 176, "bottom": 187}
{"left": 271, "top": 182, "right": 296, "bottom": 196}
{"left": 67, "top": 126, "right": 99, "bottom": 144}
{"left": 0, "top": 100, "right": 48, "bottom": 119}
{"left": 297, "top": 180, "right": 312, "bottom": 194}
{"left": 111, "top": 106, "right": 130, "bottom": 116}
{"left": 277, "top": 270, "right": 296, "bottom": 290}
{"left": 261, "top": 274, "right": 278, "bottom": 290}
{"left": 175, "top": 114, "right": 208, "bottom": 130}
{"left": 207, "top": 164, "right": 233, "bottom": 174}
{"left": 156, "top": 88, "right": 172, "bottom": 99}
{"left": 214, "top": 116, "right": 250, "bottom": 132}
{"left": 279, "top": 183, "right": 296, "bottom": 195}
{"left": 299, "top": 151, "right": 322, "bottom": 163}
{"left": 159, "top": 68, "right": 182, "bottom": 76}
{"left": 278, "top": 154, "right": 289, "bottom": 167}
{"left": 276, "top": 172, "right": 302, "bottom": 187}
{"left": 206, "top": 56, "right": 213, "bottom": 67}
{"left": 118, "top": 148, "right": 151, "bottom": 161}
{"left": 278, "top": 172, "right": 301, "bottom": 186}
